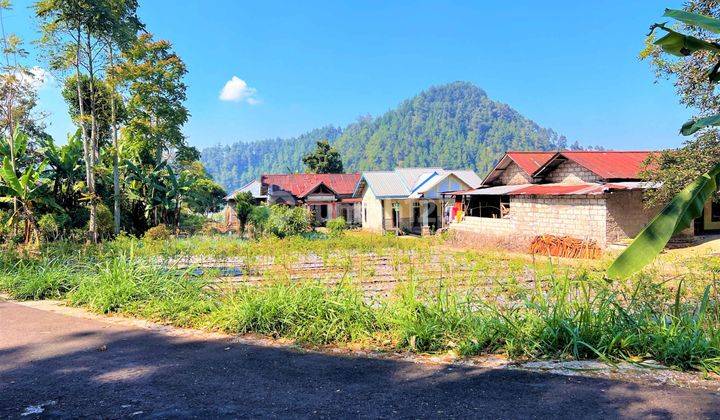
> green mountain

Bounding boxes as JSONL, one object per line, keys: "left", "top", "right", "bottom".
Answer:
{"left": 202, "top": 82, "right": 568, "bottom": 191}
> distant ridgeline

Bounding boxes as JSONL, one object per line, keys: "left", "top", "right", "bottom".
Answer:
{"left": 202, "top": 81, "right": 577, "bottom": 192}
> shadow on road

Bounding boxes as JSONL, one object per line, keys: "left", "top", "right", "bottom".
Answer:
{"left": 1, "top": 304, "right": 718, "bottom": 418}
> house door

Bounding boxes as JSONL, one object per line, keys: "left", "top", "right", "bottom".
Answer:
{"left": 704, "top": 200, "right": 720, "bottom": 231}
{"left": 392, "top": 205, "right": 400, "bottom": 228}
{"left": 427, "top": 203, "right": 438, "bottom": 230}
{"left": 412, "top": 203, "right": 421, "bottom": 227}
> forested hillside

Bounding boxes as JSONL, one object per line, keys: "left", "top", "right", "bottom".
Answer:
{"left": 202, "top": 82, "right": 569, "bottom": 191}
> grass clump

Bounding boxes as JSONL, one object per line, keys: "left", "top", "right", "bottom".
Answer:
{"left": 209, "top": 280, "right": 382, "bottom": 345}
{"left": 0, "top": 259, "right": 82, "bottom": 300}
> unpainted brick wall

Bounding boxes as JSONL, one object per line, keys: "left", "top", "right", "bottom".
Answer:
{"left": 498, "top": 162, "right": 532, "bottom": 185}
{"left": 605, "top": 190, "right": 655, "bottom": 244}
{"left": 545, "top": 161, "right": 601, "bottom": 184}
{"left": 511, "top": 195, "right": 608, "bottom": 247}
{"left": 451, "top": 195, "right": 609, "bottom": 248}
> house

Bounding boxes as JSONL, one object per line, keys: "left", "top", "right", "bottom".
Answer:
{"left": 261, "top": 173, "right": 362, "bottom": 225}
{"left": 449, "top": 150, "right": 697, "bottom": 249}
{"left": 353, "top": 168, "right": 483, "bottom": 234}
{"left": 223, "top": 180, "right": 266, "bottom": 228}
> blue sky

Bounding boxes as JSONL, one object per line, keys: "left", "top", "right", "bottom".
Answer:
{"left": 7, "top": 0, "right": 688, "bottom": 150}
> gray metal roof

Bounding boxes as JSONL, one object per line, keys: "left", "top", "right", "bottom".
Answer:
{"left": 225, "top": 179, "right": 265, "bottom": 201}
{"left": 359, "top": 167, "right": 483, "bottom": 198}
{"left": 359, "top": 171, "right": 410, "bottom": 197}
{"left": 452, "top": 170, "right": 483, "bottom": 189}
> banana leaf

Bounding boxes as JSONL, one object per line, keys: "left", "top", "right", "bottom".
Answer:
{"left": 680, "top": 113, "right": 720, "bottom": 135}
{"left": 664, "top": 8, "right": 720, "bottom": 34}
{"left": 653, "top": 26, "right": 720, "bottom": 56}
{"left": 607, "top": 162, "right": 720, "bottom": 279}
{"left": 0, "top": 157, "right": 21, "bottom": 194}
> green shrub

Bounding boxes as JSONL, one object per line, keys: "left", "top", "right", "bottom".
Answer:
{"left": 95, "top": 203, "right": 114, "bottom": 238}
{"left": 180, "top": 213, "right": 207, "bottom": 234}
{"left": 326, "top": 217, "right": 347, "bottom": 237}
{"left": 266, "top": 205, "right": 312, "bottom": 238}
{"left": 144, "top": 224, "right": 172, "bottom": 240}
{"left": 249, "top": 205, "right": 271, "bottom": 237}
{"left": 38, "top": 214, "right": 61, "bottom": 241}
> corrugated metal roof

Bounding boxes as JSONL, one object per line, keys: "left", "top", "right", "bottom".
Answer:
{"left": 396, "top": 167, "right": 443, "bottom": 190}
{"left": 452, "top": 184, "right": 532, "bottom": 196}
{"left": 360, "top": 168, "right": 483, "bottom": 198}
{"left": 360, "top": 171, "right": 410, "bottom": 197}
{"left": 262, "top": 173, "right": 360, "bottom": 197}
{"left": 225, "top": 179, "right": 264, "bottom": 200}
{"left": 452, "top": 170, "right": 483, "bottom": 189}
{"left": 506, "top": 151, "right": 557, "bottom": 175}
{"left": 509, "top": 181, "right": 654, "bottom": 196}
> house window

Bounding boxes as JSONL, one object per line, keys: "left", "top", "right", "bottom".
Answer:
{"left": 320, "top": 205, "right": 328, "bottom": 219}
{"left": 363, "top": 204, "right": 367, "bottom": 222}
{"left": 712, "top": 201, "right": 720, "bottom": 222}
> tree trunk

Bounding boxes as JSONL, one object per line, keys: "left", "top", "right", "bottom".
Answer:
{"left": 109, "top": 45, "right": 121, "bottom": 235}
{"left": 86, "top": 33, "right": 98, "bottom": 243}
{"left": 75, "top": 28, "right": 95, "bottom": 244}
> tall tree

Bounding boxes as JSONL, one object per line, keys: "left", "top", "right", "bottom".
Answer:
{"left": 302, "top": 139, "right": 344, "bottom": 173}
{"left": 35, "top": 0, "right": 140, "bottom": 242}
{"left": 118, "top": 33, "right": 188, "bottom": 167}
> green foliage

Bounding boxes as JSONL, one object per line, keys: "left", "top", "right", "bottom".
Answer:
{"left": 234, "top": 191, "right": 254, "bottom": 234}
{"left": 201, "top": 83, "right": 566, "bottom": 191}
{"left": 117, "top": 33, "right": 188, "bottom": 165}
{"left": 144, "top": 223, "right": 171, "bottom": 240}
{"left": 613, "top": 7, "right": 720, "bottom": 277}
{"left": 249, "top": 205, "right": 271, "bottom": 238}
{"left": 95, "top": 202, "right": 114, "bottom": 238}
{"left": 266, "top": 205, "right": 312, "bottom": 238}
{"left": 186, "top": 177, "right": 226, "bottom": 214}
{"left": 326, "top": 217, "right": 347, "bottom": 237}
{"left": 61, "top": 75, "right": 127, "bottom": 145}
{"left": 38, "top": 213, "right": 60, "bottom": 240}
{"left": 302, "top": 139, "right": 343, "bottom": 173}
{"left": 179, "top": 213, "right": 207, "bottom": 234}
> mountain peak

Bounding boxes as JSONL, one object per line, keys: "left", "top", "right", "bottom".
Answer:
{"left": 202, "top": 83, "right": 563, "bottom": 191}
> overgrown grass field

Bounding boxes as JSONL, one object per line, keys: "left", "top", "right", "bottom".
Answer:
{"left": 2, "top": 232, "right": 719, "bottom": 373}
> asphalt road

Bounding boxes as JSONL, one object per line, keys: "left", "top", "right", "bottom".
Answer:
{"left": 1, "top": 301, "right": 719, "bottom": 419}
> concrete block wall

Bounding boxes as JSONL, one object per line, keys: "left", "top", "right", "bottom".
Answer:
{"left": 498, "top": 162, "right": 532, "bottom": 185}
{"left": 605, "top": 190, "right": 655, "bottom": 244}
{"left": 452, "top": 195, "right": 609, "bottom": 248}
{"left": 546, "top": 161, "right": 601, "bottom": 184}
{"left": 512, "top": 195, "right": 607, "bottom": 247}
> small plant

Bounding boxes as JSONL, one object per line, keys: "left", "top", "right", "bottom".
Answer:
{"left": 38, "top": 214, "right": 61, "bottom": 241}
{"left": 266, "top": 205, "right": 312, "bottom": 238}
{"left": 144, "top": 224, "right": 172, "bottom": 240}
{"left": 326, "top": 217, "right": 347, "bottom": 237}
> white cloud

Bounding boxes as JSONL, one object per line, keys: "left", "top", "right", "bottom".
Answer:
{"left": 3, "top": 66, "right": 53, "bottom": 91}
{"left": 219, "top": 76, "right": 259, "bottom": 104}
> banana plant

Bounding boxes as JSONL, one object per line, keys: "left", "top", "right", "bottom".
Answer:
{"left": 0, "top": 157, "right": 59, "bottom": 245}
{"left": 608, "top": 8, "right": 720, "bottom": 278}
{"left": 40, "top": 133, "right": 84, "bottom": 210}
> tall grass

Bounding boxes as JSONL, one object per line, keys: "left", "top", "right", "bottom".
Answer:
{"left": 2, "top": 234, "right": 719, "bottom": 373}
{"left": 209, "top": 280, "right": 382, "bottom": 345}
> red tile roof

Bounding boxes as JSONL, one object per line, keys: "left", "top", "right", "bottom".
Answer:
{"left": 557, "top": 151, "right": 653, "bottom": 180}
{"left": 506, "top": 151, "right": 557, "bottom": 175}
{"left": 261, "top": 173, "right": 360, "bottom": 198}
